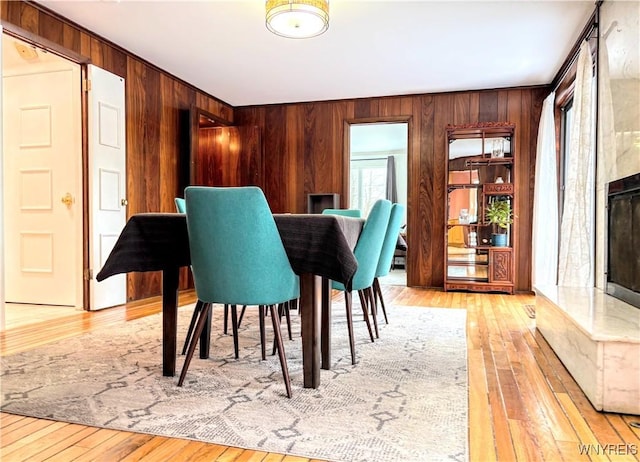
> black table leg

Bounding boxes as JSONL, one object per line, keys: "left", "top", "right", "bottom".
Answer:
{"left": 321, "top": 277, "right": 332, "bottom": 370}
{"left": 300, "top": 273, "right": 321, "bottom": 388}
{"left": 162, "top": 266, "right": 179, "bottom": 377}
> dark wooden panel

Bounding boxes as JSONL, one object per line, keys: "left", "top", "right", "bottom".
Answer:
{"left": 287, "top": 105, "right": 305, "bottom": 213}
{"left": 431, "top": 94, "right": 455, "bottom": 287}
{"left": 126, "top": 58, "right": 160, "bottom": 299}
{"left": 61, "top": 23, "right": 81, "bottom": 53}
{"left": 159, "top": 75, "right": 194, "bottom": 211}
{"left": 354, "top": 98, "right": 376, "bottom": 119}
{"left": 38, "top": 11, "right": 63, "bottom": 44}
{"left": 479, "top": 91, "right": 499, "bottom": 122}
{"left": 454, "top": 93, "right": 472, "bottom": 125}
{"left": 239, "top": 126, "right": 263, "bottom": 187}
{"left": 265, "top": 105, "right": 289, "bottom": 212}
{"left": 11, "top": 2, "right": 38, "bottom": 33}
{"left": 304, "top": 103, "right": 334, "bottom": 198}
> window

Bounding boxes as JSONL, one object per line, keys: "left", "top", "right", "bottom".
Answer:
{"left": 349, "top": 157, "right": 387, "bottom": 215}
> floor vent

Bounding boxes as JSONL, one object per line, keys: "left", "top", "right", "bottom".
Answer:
{"left": 523, "top": 304, "right": 536, "bottom": 319}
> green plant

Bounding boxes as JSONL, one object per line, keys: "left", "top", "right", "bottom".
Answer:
{"left": 485, "top": 199, "right": 513, "bottom": 234}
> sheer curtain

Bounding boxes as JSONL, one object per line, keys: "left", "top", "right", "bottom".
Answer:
{"left": 532, "top": 92, "right": 558, "bottom": 288}
{"left": 558, "top": 41, "right": 596, "bottom": 287}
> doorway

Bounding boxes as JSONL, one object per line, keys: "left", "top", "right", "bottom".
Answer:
{"left": 1, "top": 33, "right": 129, "bottom": 329}
{"left": 347, "top": 120, "right": 409, "bottom": 286}
{"left": 1, "top": 33, "right": 83, "bottom": 310}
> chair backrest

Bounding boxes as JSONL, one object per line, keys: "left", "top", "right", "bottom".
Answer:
{"left": 333, "top": 199, "right": 391, "bottom": 291}
{"left": 322, "top": 208, "right": 362, "bottom": 218}
{"left": 184, "top": 186, "right": 299, "bottom": 305}
{"left": 174, "top": 197, "right": 186, "bottom": 213}
{"left": 375, "top": 203, "right": 406, "bottom": 278}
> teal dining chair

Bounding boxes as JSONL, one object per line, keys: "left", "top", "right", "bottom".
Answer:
{"left": 174, "top": 197, "right": 186, "bottom": 213}
{"left": 372, "top": 203, "right": 406, "bottom": 327}
{"left": 179, "top": 186, "right": 299, "bottom": 398}
{"left": 176, "top": 196, "right": 255, "bottom": 354}
{"left": 331, "top": 199, "right": 391, "bottom": 365}
{"left": 322, "top": 208, "right": 362, "bottom": 218}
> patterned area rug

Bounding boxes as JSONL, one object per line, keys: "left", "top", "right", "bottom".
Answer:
{"left": 1, "top": 304, "right": 468, "bottom": 462}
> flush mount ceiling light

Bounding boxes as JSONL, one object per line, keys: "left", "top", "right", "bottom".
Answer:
{"left": 266, "top": 0, "right": 329, "bottom": 39}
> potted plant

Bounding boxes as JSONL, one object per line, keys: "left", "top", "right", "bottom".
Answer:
{"left": 485, "top": 198, "right": 513, "bottom": 246}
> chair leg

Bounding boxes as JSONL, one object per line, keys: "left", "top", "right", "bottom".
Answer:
{"left": 284, "top": 301, "right": 293, "bottom": 340}
{"left": 344, "top": 291, "right": 356, "bottom": 365}
{"left": 259, "top": 305, "right": 267, "bottom": 360}
{"left": 269, "top": 304, "right": 292, "bottom": 398}
{"left": 178, "top": 302, "right": 212, "bottom": 386}
{"left": 225, "top": 305, "right": 247, "bottom": 335}
{"left": 357, "top": 289, "right": 376, "bottom": 342}
{"left": 366, "top": 287, "right": 379, "bottom": 338}
{"left": 182, "top": 299, "right": 204, "bottom": 355}
{"left": 238, "top": 305, "right": 247, "bottom": 327}
{"left": 231, "top": 304, "right": 240, "bottom": 359}
{"left": 373, "top": 278, "right": 389, "bottom": 324}
{"left": 272, "top": 303, "right": 286, "bottom": 356}
{"left": 223, "top": 304, "right": 229, "bottom": 334}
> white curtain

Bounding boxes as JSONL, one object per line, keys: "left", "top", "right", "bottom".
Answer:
{"left": 532, "top": 92, "right": 558, "bottom": 289}
{"left": 558, "top": 41, "right": 596, "bottom": 287}
{"left": 597, "top": 36, "right": 617, "bottom": 185}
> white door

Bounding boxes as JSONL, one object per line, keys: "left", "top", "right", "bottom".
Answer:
{"left": 3, "top": 61, "right": 82, "bottom": 306}
{"left": 88, "top": 64, "right": 127, "bottom": 310}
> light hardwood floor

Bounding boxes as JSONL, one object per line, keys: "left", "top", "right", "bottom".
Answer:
{"left": 1, "top": 287, "right": 639, "bottom": 461}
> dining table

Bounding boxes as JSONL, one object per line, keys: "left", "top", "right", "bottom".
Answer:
{"left": 96, "top": 212, "right": 363, "bottom": 389}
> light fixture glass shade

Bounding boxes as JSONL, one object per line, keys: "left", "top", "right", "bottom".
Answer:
{"left": 266, "top": 0, "right": 329, "bottom": 39}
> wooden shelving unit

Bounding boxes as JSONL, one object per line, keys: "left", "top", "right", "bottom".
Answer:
{"left": 444, "top": 122, "right": 516, "bottom": 294}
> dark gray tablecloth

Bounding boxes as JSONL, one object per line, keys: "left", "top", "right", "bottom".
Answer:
{"left": 97, "top": 213, "right": 362, "bottom": 289}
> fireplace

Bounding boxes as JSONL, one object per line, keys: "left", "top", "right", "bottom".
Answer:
{"left": 606, "top": 173, "right": 640, "bottom": 309}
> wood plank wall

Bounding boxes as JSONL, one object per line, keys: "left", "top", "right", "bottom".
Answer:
{"left": 235, "top": 88, "right": 549, "bottom": 291}
{"left": 1, "top": 1, "right": 234, "bottom": 301}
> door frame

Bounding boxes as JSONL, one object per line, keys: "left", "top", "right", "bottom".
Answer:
{"left": 1, "top": 24, "right": 92, "bottom": 313}
{"left": 343, "top": 116, "right": 412, "bottom": 280}
{"left": 187, "top": 106, "right": 231, "bottom": 187}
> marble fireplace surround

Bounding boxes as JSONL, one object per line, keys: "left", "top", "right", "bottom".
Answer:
{"left": 536, "top": 285, "right": 640, "bottom": 415}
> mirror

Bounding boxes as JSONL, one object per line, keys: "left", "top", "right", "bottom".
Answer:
{"left": 448, "top": 137, "right": 511, "bottom": 160}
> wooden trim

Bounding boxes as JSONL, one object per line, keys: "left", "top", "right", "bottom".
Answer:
{"left": 1, "top": 19, "right": 88, "bottom": 64}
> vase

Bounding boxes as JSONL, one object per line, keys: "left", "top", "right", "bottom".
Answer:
{"left": 491, "top": 233, "right": 508, "bottom": 247}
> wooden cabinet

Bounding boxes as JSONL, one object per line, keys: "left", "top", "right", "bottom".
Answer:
{"left": 444, "top": 122, "right": 516, "bottom": 294}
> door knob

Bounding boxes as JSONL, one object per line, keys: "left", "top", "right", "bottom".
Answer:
{"left": 121, "top": 198, "right": 128, "bottom": 206}
{"left": 61, "top": 193, "right": 74, "bottom": 207}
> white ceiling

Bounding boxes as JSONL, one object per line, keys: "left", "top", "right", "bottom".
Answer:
{"left": 33, "top": 0, "right": 595, "bottom": 107}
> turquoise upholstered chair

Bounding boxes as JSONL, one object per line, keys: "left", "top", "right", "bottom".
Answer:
{"left": 176, "top": 196, "right": 256, "bottom": 354}
{"left": 331, "top": 199, "right": 391, "bottom": 365}
{"left": 179, "top": 186, "right": 299, "bottom": 398}
{"left": 174, "top": 197, "right": 186, "bottom": 213}
{"left": 322, "top": 208, "right": 362, "bottom": 218}
{"left": 372, "top": 203, "right": 406, "bottom": 327}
